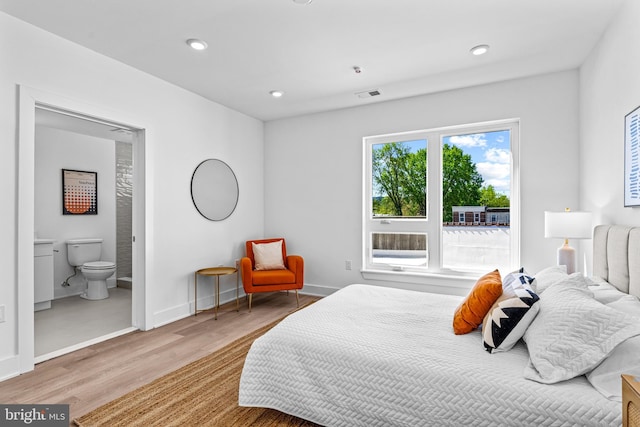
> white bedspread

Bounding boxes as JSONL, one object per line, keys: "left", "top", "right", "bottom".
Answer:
{"left": 239, "top": 284, "right": 620, "bottom": 426}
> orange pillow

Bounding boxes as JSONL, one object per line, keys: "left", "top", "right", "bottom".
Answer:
{"left": 453, "top": 269, "right": 503, "bottom": 335}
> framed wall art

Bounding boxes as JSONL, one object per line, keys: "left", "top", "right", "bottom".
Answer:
{"left": 625, "top": 105, "right": 640, "bottom": 207}
{"left": 62, "top": 169, "right": 98, "bottom": 215}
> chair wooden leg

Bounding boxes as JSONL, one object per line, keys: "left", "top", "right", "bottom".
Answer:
{"left": 248, "top": 293, "right": 253, "bottom": 312}
{"left": 295, "top": 289, "right": 299, "bottom": 307}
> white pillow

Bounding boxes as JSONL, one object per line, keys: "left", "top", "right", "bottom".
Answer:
{"left": 531, "top": 265, "right": 568, "bottom": 294}
{"left": 587, "top": 276, "right": 629, "bottom": 304}
{"left": 586, "top": 295, "right": 640, "bottom": 401}
{"left": 523, "top": 281, "right": 640, "bottom": 384}
{"left": 538, "top": 271, "right": 593, "bottom": 297}
{"left": 252, "top": 241, "right": 286, "bottom": 270}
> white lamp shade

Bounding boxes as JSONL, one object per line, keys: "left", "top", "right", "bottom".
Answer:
{"left": 544, "top": 211, "right": 593, "bottom": 239}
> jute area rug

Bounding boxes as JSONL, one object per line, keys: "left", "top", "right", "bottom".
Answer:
{"left": 74, "top": 312, "right": 321, "bottom": 427}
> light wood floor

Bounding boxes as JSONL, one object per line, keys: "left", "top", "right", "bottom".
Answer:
{"left": 0, "top": 292, "right": 319, "bottom": 424}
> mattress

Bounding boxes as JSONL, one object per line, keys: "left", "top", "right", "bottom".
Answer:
{"left": 239, "top": 284, "right": 620, "bottom": 426}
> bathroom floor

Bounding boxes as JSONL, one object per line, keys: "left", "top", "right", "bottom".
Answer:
{"left": 34, "top": 287, "right": 132, "bottom": 358}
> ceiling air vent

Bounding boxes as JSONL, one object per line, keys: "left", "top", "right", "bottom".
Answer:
{"left": 355, "top": 89, "right": 382, "bottom": 99}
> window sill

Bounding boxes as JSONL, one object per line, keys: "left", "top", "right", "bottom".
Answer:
{"left": 360, "top": 268, "right": 479, "bottom": 291}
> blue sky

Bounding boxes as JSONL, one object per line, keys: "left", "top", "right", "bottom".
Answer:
{"left": 401, "top": 130, "right": 511, "bottom": 196}
{"left": 444, "top": 130, "right": 511, "bottom": 196}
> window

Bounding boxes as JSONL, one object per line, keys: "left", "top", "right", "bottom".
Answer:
{"left": 367, "top": 137, "right": 428, "bottom": 269}
{"left": 363, "top": 120, "right": 519, "bottom": 276}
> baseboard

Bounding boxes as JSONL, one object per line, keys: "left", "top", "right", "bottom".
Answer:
{"left": 153, "top": 283, "right": 339, "bottom": 328}
{"left": 153, "top": 287, "right": 243, "bottom": 328}
{"left": 299, "top": 283, "right": 339, "bottom": 297}
{"left": 0, "top": 355, "right": 20, "bottom": 383}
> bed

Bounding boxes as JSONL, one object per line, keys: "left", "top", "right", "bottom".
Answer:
{"left": 239, "top": 225, "right": 640, "bottom": 426}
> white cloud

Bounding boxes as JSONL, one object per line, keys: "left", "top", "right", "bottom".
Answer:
{"left": 477, "top": 161, "right": 510, "bottom": 193}
{"left": 484, "top": 148, "right": 510, "bottom": 163}
{"left": 449, "top": 134, "right": 487, "bottom": 148}
{"left": 477, "top": 162, "right": 510, "bottom": 179}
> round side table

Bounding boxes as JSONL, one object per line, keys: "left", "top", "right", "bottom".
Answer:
{"left": 194, "top": 266, "right": 238, "bottom": 320}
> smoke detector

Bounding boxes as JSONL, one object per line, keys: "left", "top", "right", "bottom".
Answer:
{"left": 355, "top": 89, "right": 382, "bottom": 99}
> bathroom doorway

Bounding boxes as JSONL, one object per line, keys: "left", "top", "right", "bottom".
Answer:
{"left": 33, "top": 107, "right": 137, "bottom": 361}
{"left": 17, "top": 86, "right": 148, "bottom": 373}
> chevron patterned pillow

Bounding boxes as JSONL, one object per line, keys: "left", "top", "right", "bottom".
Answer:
{"left": 483, "top": 269, "right": 540, "bottom": 353}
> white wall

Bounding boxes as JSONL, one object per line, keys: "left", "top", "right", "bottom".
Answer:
{"left": 35, "top": 126, "right": 117, "bottom": 299}
{"left": 265, "top": 70, "right": 580, "bottom": 295}
{"left": 580, "top": 0, "right": 640, "bottom": 236}
{"left": 0, "top": 12, "right": 264, "bottom": 379}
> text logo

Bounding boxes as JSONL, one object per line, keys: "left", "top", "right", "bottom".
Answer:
{"left": 1, "top": 405, "right": 69, "bottom": 426}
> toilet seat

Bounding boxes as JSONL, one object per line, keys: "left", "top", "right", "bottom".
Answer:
{"left": 83, "top": 261, "right": 116, "bottom": 270}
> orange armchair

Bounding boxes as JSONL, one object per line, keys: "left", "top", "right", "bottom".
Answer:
{"left": 240, "top": 238, "right": 304, "bottom": 311}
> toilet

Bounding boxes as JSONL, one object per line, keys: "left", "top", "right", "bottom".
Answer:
{"left": 66, "top": 238, "right": 116, "bottom": 300}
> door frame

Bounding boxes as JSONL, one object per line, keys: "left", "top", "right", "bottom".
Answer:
{"left": 17, "top": 85, "right": 150, "bottom": 373}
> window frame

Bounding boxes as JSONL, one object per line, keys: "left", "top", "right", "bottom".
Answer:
{"left": 362, "top": 119, "right": 520, "bottom": 281}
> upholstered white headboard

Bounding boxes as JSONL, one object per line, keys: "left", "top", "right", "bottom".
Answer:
{"left": 592, "top": 225, "right": 640, "bottom": 298}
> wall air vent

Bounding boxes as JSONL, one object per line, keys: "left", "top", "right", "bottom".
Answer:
{"left": 355, "top": 89, "right": 382, "bottom": 99}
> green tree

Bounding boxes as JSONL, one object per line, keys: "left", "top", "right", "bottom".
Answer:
{"left": 403, "top": 148, "right": 427, "bottom": 216}
{"left": 372, "top": 143, "right": 427, "bottom": 217}
{"left": 479, "top": 185, "right": 510, "bottom": 207}
{"left": 442, "top": 143, "right": 483, "bottom": 222}
{"left": 372, "top": 143, "right": 410, "bottom": 216}
{"left": 374, "top": 142, "right": 486, "bottom": 221}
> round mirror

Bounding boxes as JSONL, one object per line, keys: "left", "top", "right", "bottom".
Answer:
{"left": 191, "top": 159, "right": 239, "bottom": 221}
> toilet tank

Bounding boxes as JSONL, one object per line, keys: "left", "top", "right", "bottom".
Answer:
{"left": 67, "top": 238, "right": 103, "bottom": 266}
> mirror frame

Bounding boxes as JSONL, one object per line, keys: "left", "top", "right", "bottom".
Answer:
{"left": 190, "top": 158, "right": 239, "bottom": 221}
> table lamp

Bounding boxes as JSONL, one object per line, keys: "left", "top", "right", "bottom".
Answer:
{"left": 544, "top": 209, "right": 592, "bottom": 274}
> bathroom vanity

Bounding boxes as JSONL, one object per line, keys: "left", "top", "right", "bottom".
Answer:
{"left": 34, "top": 239, "right": 55, "bottom": 311}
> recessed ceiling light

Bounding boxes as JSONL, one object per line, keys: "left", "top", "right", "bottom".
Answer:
{"left": 470, "top": 44, "right": 489, "bottom": 56}
{"left": 293, "top": 0, "right": 313, "bottom": 4}
{"left": 270, "top": 90, "right": 284, "bottom": 98}
{"left": 187, "top": 39, "right": 208, "bottom": 51}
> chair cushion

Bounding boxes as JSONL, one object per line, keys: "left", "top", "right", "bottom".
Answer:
{"left": 252, "top": 241, "right": 286, "bottom": 270}
{"left": 252, "top": 269, "right": 296, "bottom": 285}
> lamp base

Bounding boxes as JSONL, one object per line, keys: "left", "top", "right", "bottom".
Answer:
{"left": 557, "top": 242, "right": 576, "bottom": 274}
